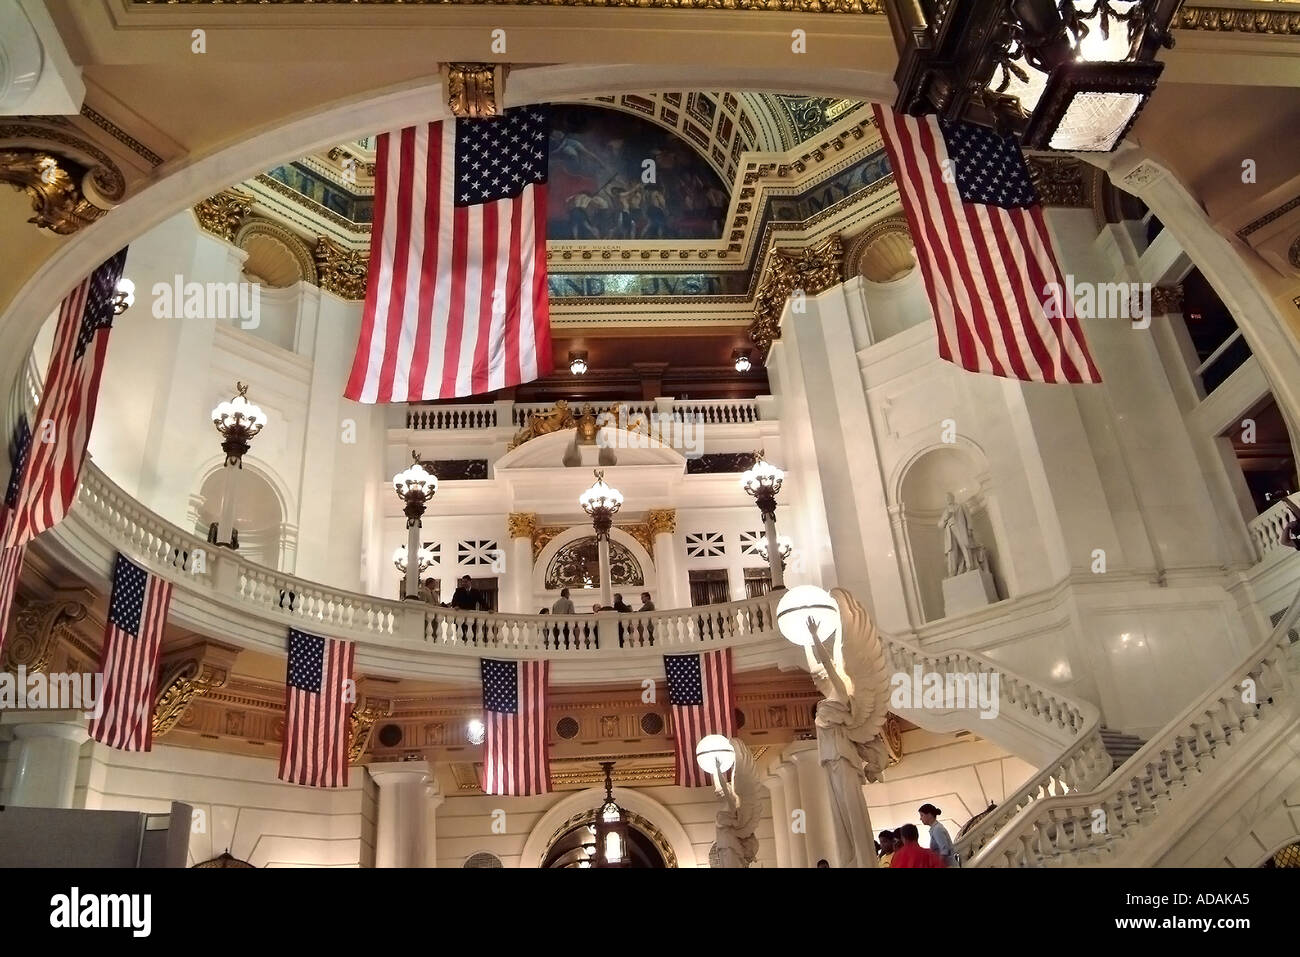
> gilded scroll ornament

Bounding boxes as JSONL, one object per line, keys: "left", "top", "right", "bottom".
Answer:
{"left": 508, "top": 399, "right": 576, "bottom": 450}
{"left": 0, "top": 149, "right": 117, "bottom": 234}
{"left": 1026, "top": 156, "right": 1091, "bottom": 208}
{"left": 349, "top": 699, "right": 392, "bottom": 764}
{"left": 152, "top": 658, "right": 231, "bottom": 738}
{"left": 507, "top": 511, "right": 539, "bottom": 540}
{"left": 0, "top": 598, "right": 87, "bottom": 674}
{"left": 193, "top": 188, "right": 254, "bottom": 241}
{"left": 314, "top": 235, "right": 370, "bottom": 300}
{"left": 646, "top": 507, "right": 677, "bottom": 536}
{"left": 750, "top": 235, "right": 844, "bottom": 353}
{"left": 445, "top": 63, "right": 505, "bottom": 119}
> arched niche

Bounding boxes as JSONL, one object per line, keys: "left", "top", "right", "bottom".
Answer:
{"left": 895, "top": 442, "right": 1005, "bottom": 623}
{"left": 190, "top": 459, "right": 297, "bottom": 572}
{"left": 518, "top": 786, "right": 697, "bottom": 869}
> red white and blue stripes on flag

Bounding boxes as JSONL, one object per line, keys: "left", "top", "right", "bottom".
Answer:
{"left": 89, "top": 553, "right": 173, "bottom": 751}
{"left": 279, "top": 628, "right": 356, "bottom": 788}
{"left": 480, "top": 657, "right": 550, "bottom": 796}
{"left": 345, "top": 106, "right": 552, "bottom": 402}
{"left": 872, "top": 106, "right": 1101, "bottom": 384}
{"left": 664, "top": 648, "right": 736, "bottom": 788}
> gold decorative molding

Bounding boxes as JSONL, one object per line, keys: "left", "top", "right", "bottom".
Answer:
{"left": 444, "top": 63, "right": 505, "bottom": 119}
{"left": 314, "top": 235, "right": 370, "bottom": 300}
{"left": 750, "top": 235, "right": 844, "bottom": 352}
{"left": 349, "top": 680, "right": 397, "bottom": 764}
{"left": 1175, "top": 4, "right": 1300, "bottom": 33}
{"left": 0, "top": 598, "right": 88, "bottom": 674}
{"left": 152, "top": 638, "right": 241, "bottom": 739}
{"left": 646, "top": 507, "right": 677, "bottom": 536}
{"left": 193, "top": 188, "right": 254, "bottom": 241}
{"left": 137, "top": 0, "right": 883, "bottom": 12}
{"left": 507, "top": 511, "right": 539, "bottom": 540}
{"left": 883, "top": 712, "right": 904, "bottom": 767}
{"left": 617, "top": 522, "right": 655, "bottom": 561}
{"left": 531, "top": 524, "right": 570, "bottom": 561}
{"left": 508, "top": 399, "right": 576, "bottom": 450}
{"left": 79, "top": 105, "right": 164, "bottom": 168}
{"left": 234, "top": 218, "right": 319, "bottom": 286}
{"left": 1027, "top": 155, "right": 1092, "bottom": 208}
{"left": 0, "top": 149, "right": 116, "bottom": 234}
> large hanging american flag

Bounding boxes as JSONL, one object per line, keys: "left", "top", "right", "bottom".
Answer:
{"left": 872, "top": 106, "right": 1101, "bottom": 384}
{"left": 664, "top": 648, "right": 736, "bottom": 788}
{"left": 4, "top": 247, "right": 129, "bottom": 547}
{"left": 480, "top": 657, "right": 550, "bottom": 796}
{"left": 345, "top": 106, "right": 552, "bottom": 403}
{"left": 0, "top": 414, "right": 31, "bottom": 658}
{"left": 89, "top": 554, "right": 173, "bottom": 751}
{"left": 279, "top": 629, "right": 356, "bottom": 788}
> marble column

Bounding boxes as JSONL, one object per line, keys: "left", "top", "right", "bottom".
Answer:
{"left": 787, "top": 739, "right": 835, "bottom": 867}
{"left": 506, "top": 512, "right": 537, "bottom": 614}
{"left": 369, "top": 760, "right": 442, "bottom": 868}
{"left": 0, "top": 710, "right": 89, "bottom": 808}
{"left": 645, "top": 508, "right": 684, "bottom": 609}
{"left": 773, "top": 757, "right": 807, "bottom": 868}
{"left": 762, "top": 771, "right": 792, "bottom": 868}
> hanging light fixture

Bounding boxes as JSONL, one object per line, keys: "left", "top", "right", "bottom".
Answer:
{"left": 569, "top": 350, "right": 589, "bottom": 376}
{"left": 211, "top": 382, "right": 267, "bottom": 468}
{"left": 886, "top": 1, "right": 1180, "bottom": 152}
{"left": 733, "top": 348, "right": 753, "bottom": 373}
{"left": 391, "top": 544, "right": 435, "bottom": 577}
{"left": 112, "top": 277, "right": 136, "bottom": 316}
{"left": 592, "top": 761, "right": 630, "bottom": 867}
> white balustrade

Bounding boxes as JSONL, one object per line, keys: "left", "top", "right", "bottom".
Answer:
{"left": 405, "top": 404, "right": 499, "bottom": 431}
{"left": 1248, "top": 494, "right": 1300, "bottom": 562}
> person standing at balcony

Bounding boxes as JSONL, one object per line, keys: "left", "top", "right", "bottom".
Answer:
{"left": 450, "top": 575, "right": 481, "bottom": 611}
{"left": 919, "top": 805, "right": 955, "bottom": 866}
{"left": 890, "top": 824, "right": 944, "bottom": 868}
{"left": 552, "top": 588, "right": 576, "bottom": 615}
{"left": 419, "top": 577, "right": 438, "bottom": 604}
{"left": 638, "top": 592, "right": 655, "bottom": 612}
{"left": 612, "top": 594, "right": 632, "bottom": 613}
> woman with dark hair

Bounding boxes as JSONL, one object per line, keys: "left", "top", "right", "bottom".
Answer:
{"left": 919, "top": 804, "right": 955, "bottom": 867}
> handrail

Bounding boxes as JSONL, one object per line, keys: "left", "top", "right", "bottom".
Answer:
{"left": 878, "top": 633, "right": 1109, "bottom": 863}
{"left": 970, "top": 584, "right": 1300, "bottom": 867}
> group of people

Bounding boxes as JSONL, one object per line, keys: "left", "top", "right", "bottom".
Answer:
{"left": 417, "top": 574, "right": 485, "bottom": 610}
{"left": 543, "top": 587, "right": 655, "bottom": 616}
{"left": 814, "top": 804, "right": 956, "bottom": 869}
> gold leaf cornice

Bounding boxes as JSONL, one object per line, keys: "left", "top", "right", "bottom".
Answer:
{"left": 1175, "top": 5, "right": 1300, "bottom": 33}
{"left": 750, "top": 234, "right": 844, "bottom": 353}
{"left": 136, "top": 0, "right": 882, "bottom": 12}
{"left": 646, "top": 507, "right": 677, "bottom": 536}
{"left": 193, "top": 188, "right": 254, "bottom": 241}
{"left": 315, "top": 235, "right": 370, "bottom": 300}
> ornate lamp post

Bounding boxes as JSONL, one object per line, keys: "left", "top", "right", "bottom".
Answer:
{"left": 742, "top": 450, "right": 786, "bottom": 591}
{"left": 592, "top": 761, "right": 629, "bottom": 868}
{"left": 885, "top": 0, "right": 1180, "bottom": 152}
{"left": 759, "top": 534, "right": 794, "bottom": 582}
{"left": 393, "top": 452, "right": 438, "bottom": 601}
{"left": 208, "top": 382, "right": 267, "bottom": 549}
{"left": 392, "top": 544, "right": 435, "bottom": 597}
{"left": 579, "top": 469, "right": 622, "bottom": 609}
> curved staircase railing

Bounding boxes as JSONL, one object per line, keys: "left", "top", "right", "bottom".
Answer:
{"left": 968, "top": 586, "right": 1300, "bottom": 867}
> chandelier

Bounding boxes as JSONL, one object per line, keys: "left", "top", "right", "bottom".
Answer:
{"left": 592, "top": 761, "right": 629, "bottom": 867}
{"left": 579, "top": 469, "right": 623, "bottom": 539}
{"left": 211, "top": 382, "right": 266, "bottom": 467}
{"left": 886, "top": 1, "right": 1180, "bottom": 152}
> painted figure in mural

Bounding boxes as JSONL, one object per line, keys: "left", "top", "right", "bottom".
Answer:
{"left": 939, "top": 492, "right": 978, "bottom": 577}
{"left": 804, "top": 588, "right": 891, "bottom": 868}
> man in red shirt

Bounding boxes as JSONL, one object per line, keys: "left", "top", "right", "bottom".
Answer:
{"left": 889, "top": 823, "right": 946, "bottom": 868}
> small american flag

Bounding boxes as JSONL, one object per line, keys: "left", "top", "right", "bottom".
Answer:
{"left": 279, "top": 629, "right": 356, "bottom": 788}
{"left": 4, "top": 248, "right": 129, "bottom": 547}
{"left": 481, "top": 657, "right": 550, "bottom": 796}
{"left": 345, "top": 106, "right": 552, "bottom": 402}
{"left": 664, "top": 648, "right": 736, "bottom": 788}
{"left": 0, "top": 414, "right": 33, "bottom": 658}
{"left": 872, "top": 106, "right": 1101, "bottom": 384}
{"left": 89, "top": 554, "right": 173, "bottom": 751}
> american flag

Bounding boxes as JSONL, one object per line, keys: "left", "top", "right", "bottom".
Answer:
{"left": 279, "top": 629, "right": 356, "bottom": 788}
{"left": 480, "top": 657, "right": 550, "bottom": 796}
{"left": 664, "top": 648, "right": 736, "bottom": 788}
{"left": 872, "top": 106, "right": 1101, "bottom": 384}
{"left": 88, "top": 554, "right": 173, "bottom": 751}
{"left": 345, "top": 106, "right": 552, "bottom": 402}
{"left": 4, "top": 247, "right": 130, "bottom": 548}
{"left": 0, "top": 414, "right": 32, "bottom": 657}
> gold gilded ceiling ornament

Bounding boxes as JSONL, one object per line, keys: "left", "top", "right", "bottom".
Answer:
{"left": 444, "top": 63, "right": 505, "bottom": 119}
{"left": 646, "top": 507, "right": 677, "bottom": 536}
{"left": 1175, "top": 5, "right": 1300, "bottom": 34}
{"left": 507, "top": 511, "right": 539, "bottom": 540}
{"left": 750, "top": 234, "right": 844, "bottom": 354}
{"left": 152, "top": 657, "right": 233, "bottom": 738}
{"left": 193, "top": 188, "right": 254, "bottom": 241}
{"left": 0, "top": 149, "right": 118, "bottom": 234}
{"left": 314, "top": 234, "right": 370, "bottom": 300}
{"left": 1026, "top": 155, "right": 1091, "bottom": 208}
{"left": 576, "top": 403, "right": 599, "bottom": 444}
{"left": 507, "top": 399, "right": 576, "bottom": 450}
{"left": 0, "top": 598, "right": 87, "bottom": 674}
{"left": 349, "top": 695, "right": 394, "bottom": 765}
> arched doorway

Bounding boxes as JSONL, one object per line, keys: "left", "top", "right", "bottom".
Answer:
{"left": 539, "top": 808, "right": 675, "bottom": 869}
